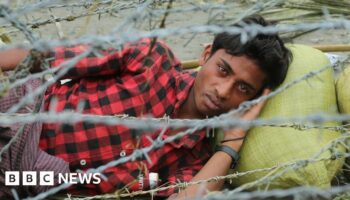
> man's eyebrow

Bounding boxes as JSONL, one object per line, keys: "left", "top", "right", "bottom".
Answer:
{"left": 220, "top": 58, "right": 233, "bottom": 74}
{"left": 220, "top": 58, "right": 257, "bottom": 92}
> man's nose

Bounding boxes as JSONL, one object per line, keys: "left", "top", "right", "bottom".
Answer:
{"left": 216, "top": 81, "right": 231, "bottom": 100}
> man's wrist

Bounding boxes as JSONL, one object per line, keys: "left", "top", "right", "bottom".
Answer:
{"left": 223, "top": 128, "right": 246, "bottom": 140}
{"left": 215, "top": 145, "right": 240, "bottom": 169}
{"left": 223, "top": 128, "right": 246, "bottom": 149}
{"left": 221, "top": 140, "right": 244, "bottom": 152}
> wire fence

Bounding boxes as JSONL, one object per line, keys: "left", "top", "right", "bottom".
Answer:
{"left": 0, "top": 0, "right": 350, "bottom": 199}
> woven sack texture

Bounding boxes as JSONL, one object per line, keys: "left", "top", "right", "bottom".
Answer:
{"left": 222, "top": 44, "right": 345, "bottom": 189}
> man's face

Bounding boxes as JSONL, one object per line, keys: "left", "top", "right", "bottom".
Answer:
{"left": 192, "top": 45, "right": 267, "bottom": 117}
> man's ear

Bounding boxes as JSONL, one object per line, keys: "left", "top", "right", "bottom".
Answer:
{"left": 199, "top": 44, "right": 212, "bottom": 66}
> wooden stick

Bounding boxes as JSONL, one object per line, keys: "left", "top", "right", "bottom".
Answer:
{"left": 182, "top": 44, "right": 350, "bottom": 69}
{"left": 312, "top": 44, "right": 350, "bottom": 52}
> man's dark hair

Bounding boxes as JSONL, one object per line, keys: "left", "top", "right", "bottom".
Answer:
{"left": 211, "top": 15, "right": 292, "bottom": 89}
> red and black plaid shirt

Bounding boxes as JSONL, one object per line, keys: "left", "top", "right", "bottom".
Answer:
{"left": 39, "top": 38, "right": 211, "bottom": 196}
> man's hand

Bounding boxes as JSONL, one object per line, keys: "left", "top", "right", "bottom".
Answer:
{"left": 222, "top": 88, "right": 271, "bottom": 146}
{"left": 0, "top": 48, "right": 29, "bottom": 71}
{"left": 242, "top": 88, "right": 271, "bottom": 120}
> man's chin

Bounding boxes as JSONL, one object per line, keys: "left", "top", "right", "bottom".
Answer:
{"left": 201, "top": 110, "right": 222, "bottom": 118}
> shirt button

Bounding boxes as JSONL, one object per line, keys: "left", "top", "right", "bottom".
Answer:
{"left": 149, "top": 172, "right": 159, "bottom": 189}
{"left": 80, "top": 159, "right": 86, "bottom": 166}
{"left": 120, "top": 150, "right": 126, "bottom": 157}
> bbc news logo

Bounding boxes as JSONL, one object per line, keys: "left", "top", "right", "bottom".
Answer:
{"left": 5, "top": 171, "right": 101, "bottom": 186}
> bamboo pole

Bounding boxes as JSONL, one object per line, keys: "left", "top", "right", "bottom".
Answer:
{"left": 182, "top": 44, "right": 350, "bottom": 69}
{"left": 312, "top": 44, "right": 350, "bottom": 52}
{"left": 182, "top": 59, "right": 200, "bottom": 70}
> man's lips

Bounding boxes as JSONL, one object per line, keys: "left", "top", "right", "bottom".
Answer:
{"left": 204, "top": 94, "right": 221, "bottom": 111}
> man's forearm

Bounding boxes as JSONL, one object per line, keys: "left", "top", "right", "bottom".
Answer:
{"left": 171, "top": 140, "right": 244, "bottom": 200}
{"left": 0, "top": 48, "right": 29, "bottom": 71}
{"left": 171, "top": 90, "right": 270, "bottom": 199}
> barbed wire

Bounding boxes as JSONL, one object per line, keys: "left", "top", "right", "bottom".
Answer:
{"left": 0, "top": 5, "right": 37, "bottom": 43}
{"left": 0, "top": 2, "right": 349, "bottom": 52}
{"left": 3, "top": 0, "right": 65, "bottom": 17}
{"left": 0, "top": 2, "right": 229, "bottom": 32}
{"left": 0, "top": 17, "right": 349, "bottom": 52}
{"left": 205, "top": 185, "right": 350, "bottom": 200}
{"left": 2, "top": 31, "right": 345, "bottom": 120}
{"left": 261, "top": 123, "right": 350, "bottom": 132}
{"left": 36, "top": 133, "right": 350, "bottom": 200}
{"left": 0, "top": 0, "right": 283, "bottom": 91}
{"left": 216, "top": 0, "right": 286, "bottom": 26}
{"left": 2, "top": 110, "right": 350, "bottom": 132}
{"left": 19, "top": 0, "right": 142, "bottom": 10}
{"left": 0, "top": 0, "right": 350, "bottom": 200}
{"left": 0, "top": 1, "right": 141, "bottom": 31}
{"left": 16, "top": 65, "right": 350, "bottom": 199}
{"left": 0, "top": 58, "right": 344, "bottom": 130}
{"left": 229, "top": 135, "right": 349, "bottom": 194}
{"left": 23, "top": 129, "right": 350, "bottom": 200}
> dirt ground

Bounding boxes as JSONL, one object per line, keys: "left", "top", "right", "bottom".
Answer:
{"left": 3, "top": 1, "right": 350, "bottom": 62}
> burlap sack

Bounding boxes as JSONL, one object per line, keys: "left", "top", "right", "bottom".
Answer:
{"left": 335, "top": 64, "right": 350, "bottom": 181}
{"left": 336, "top": 65, "right": 350, "bottom": 114}
{"left": 224, "top": 44, "right": 344, "bottom": 189}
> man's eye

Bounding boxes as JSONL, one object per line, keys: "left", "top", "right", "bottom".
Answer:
{"left": 218, "top": 65, "right": 228, "bottom": 75}
{"left": 238, "top": 83, "right": 249, "bottom": 94}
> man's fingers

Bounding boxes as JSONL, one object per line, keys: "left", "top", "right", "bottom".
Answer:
{"left": 262, "top": 88, "right": 271, "bottom": 96}
{"left": 242, "top": 88, "right": 271, "bottom": 120}
{"left": 255, "top": 88, "right": 271, "bottom": 108}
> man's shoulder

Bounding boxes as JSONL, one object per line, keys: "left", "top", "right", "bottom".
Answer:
{"left": 129, "top": 38, "right": 175, "bottom": 59}
{"left": 125, "top": 38, "right": 182, "bottom": 71}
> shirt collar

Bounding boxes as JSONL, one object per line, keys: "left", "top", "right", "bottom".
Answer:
{"left": 173, "top": 71, "right": 197, "bottom": 117}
